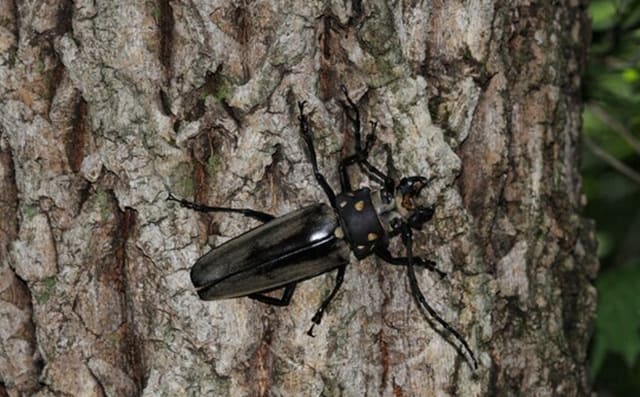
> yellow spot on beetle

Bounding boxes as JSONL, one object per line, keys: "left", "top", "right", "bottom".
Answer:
{"left": 354, "top": 200, "right": 365, "bottom": 211}
{"left": 334, "top": 227, "right": 344, "bottom": 239}
{"left": 367, "top": 233, "right": 378, "bottom": 241}
{"left": 339, "top": 201, "right": 348, "bottom": 208}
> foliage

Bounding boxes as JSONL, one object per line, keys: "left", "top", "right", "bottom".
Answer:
{"left": 591, "top": 264, "right": 640, "bottom": 375}
{"left": 583, "top": 0, "right": 640, "bottom": 395}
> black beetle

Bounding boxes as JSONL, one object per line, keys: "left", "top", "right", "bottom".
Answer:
{"left": 168, "top": 86, "right": 478, "bottom": 369}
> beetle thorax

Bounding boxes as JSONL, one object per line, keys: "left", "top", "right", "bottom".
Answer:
{"left": 370, "top": 189, "right": 406, "bottom": 234}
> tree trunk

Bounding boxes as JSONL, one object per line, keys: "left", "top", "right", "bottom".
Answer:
{"left": 0, "top": 1, "right": 597, "bottom": 396}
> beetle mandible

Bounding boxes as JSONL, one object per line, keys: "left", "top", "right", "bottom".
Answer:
{"left": 168, "top": 86, "right": 478, "bottom": 370}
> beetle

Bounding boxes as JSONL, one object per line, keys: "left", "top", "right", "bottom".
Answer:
{"left": 168, "top": 86, "right": 478, "bottom": 369}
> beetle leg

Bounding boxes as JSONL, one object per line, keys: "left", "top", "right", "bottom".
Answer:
{"left": 340, "top": 153, "right": 392, "bottom": 193}
{"left": 361, "top": 160, "right": 395, "bottom": 194}
{"left": 339, "top": 85, "right": 363, "bottom": 153}
{"left": 400, "top": 224, "right": 478, "bottom": 370}
{"left": 339, "top": 86, "right": 395, "bottom": 195}
{"left": 338, "top": 155, "right": 357, "bottom": 192}
{"left": 375, "top": 247, "right": 447, "bottom": 279}
{"left": 167, "top": 193, "right": 274, "bottom": 223}
{"left": 248, "top": 283, "right": 297, "bottom": 306}
{"left": 307, "top": 265, "right": 346, "bottom": 337}
{"left": 298, "top": 101, "right": 337, "bottom": 207}
{"left": 364, "top": 121, "right": 377, "bottom": 154}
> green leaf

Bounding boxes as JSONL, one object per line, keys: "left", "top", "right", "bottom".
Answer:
{"left": 589, "top": 0, "right": 618, "bottom": 31}
{"left": 583, "top": 107, "right": 638, "bottom": 160}
{"left": 591, "top": 263, "right": 640, "bottom": 377}
{"left": 596, "top": 231, "right": 614, "bottom": 258}
{"left": 620, "top": 1, "right": 640, "bottom": 30}
{"left": 623, "top": 68, "right": 640, "bottom": 84}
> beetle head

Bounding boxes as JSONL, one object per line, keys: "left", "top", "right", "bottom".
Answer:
{"left": 397, "top": 176, "right": 427, "bottom": 208}
{"left": 395, "top": 176, "right": 434, "bottom": 229}
{"left": 397, "top": 176, "right": 427, "bottom": 194}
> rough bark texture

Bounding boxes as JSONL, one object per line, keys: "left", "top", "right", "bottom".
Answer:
{"left": 0, "top": 1, "right": 597, "bottom": 396}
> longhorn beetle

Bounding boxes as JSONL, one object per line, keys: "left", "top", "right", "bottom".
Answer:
{"left": 168, "top": 86, "right": 478, "bottom": 369}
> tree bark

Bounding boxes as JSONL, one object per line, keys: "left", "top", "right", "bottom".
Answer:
{"left": 0, "top": 1, "right": 597, "bottom": 396}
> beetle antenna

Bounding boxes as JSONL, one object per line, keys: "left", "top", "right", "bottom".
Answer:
{"left": 403, "top": 226, "right": 478, "bottom": 370}
{"left": 166, "top": 193, "right": 274, "bottom": 223}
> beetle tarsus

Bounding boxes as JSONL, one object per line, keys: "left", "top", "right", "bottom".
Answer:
{"left": 306, "top": 310, "right": 323, "bottom": 337}
{"left": 306, "top": 324, "right": 317, "bottom": 337}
